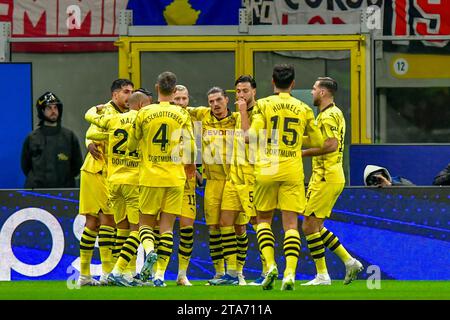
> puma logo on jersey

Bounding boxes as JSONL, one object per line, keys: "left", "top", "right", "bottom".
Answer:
{"left": 57, "top": 153, "right": 69, "bottom": 161}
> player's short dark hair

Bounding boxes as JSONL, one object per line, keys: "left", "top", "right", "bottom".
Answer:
{"left": 235, "top": 75, "right": 257, "bottom": 88}
{"left": 110, "top": 79, "right": 134, "bottom": 93}
{"left": 272, "top": 64, "right": 295, "bottom": 89}
{"left": 207, "top": 86, "right": 227, "bottom": 97}
{"left": 317, "top": 77, "right": 338, "bottom": 95}
{"left": 135, "top": 87, "right": 153, "bottom": 97}
{"left": 157, "top": 71, "right": 177, "bottom": 95}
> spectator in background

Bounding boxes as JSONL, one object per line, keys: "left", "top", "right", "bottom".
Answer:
{"left": 432, "top": 163, "right": 450, "bottom": 186}
{"left": 364, "top": 165, "right": 415, "bottom": 187}
{"left": 21, "top": 92, "right": 83, "bottom": 188}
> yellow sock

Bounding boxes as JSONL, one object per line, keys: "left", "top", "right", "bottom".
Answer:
{"left": 125, "top": 254, "right": 137, "bottom": 276}
{"left": 152, "top": 226, "right": 161, "bottom": 274}
{"left": 113, "top": 231, "right": 139, "bottom": 274}
{"left": 155, "top": 232, "right": 174, "bottom": 279}
{"left": 220, "top": 226, "right": 237, "bottom": 275}
{"left": 320, "top": 227, "right": 352, "bottom": 264}
{"left": 112, "top": 228, "right": 129, "bottom": 263}
{"left": 253, "top": 224, "right": 267, "bottom": 274}
{"left": 209, "top": 229, "right": 225, "bottom": 276}
{"left": 153, "top": 226, "right": 161, "bottom": 249}
{"left": 98, "top": 225, "right": 115, "bottom": 274}
{"left": 138, "top": 225, "right": 155, "bottom": 254}
{"left": 178, "top": 226, "right": 194, "bottom": 274}
{"left": 236, "top": 232, "right": 248, "bottom": 273}
{"left": 283, "top": 229, "right": 301, "bottom": 277}
{"left": 256, "top": 222, "right": 276, "bottom": 268}
{"left": 79, "top": 227, "right": 98, "bottom": 276}
{"left": 306, "top": 232, "right": 328, "bottom": 275}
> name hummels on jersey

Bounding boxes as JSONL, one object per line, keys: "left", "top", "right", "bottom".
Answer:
{"left": 271, "top": 103, "right": 301, "bottom": 115}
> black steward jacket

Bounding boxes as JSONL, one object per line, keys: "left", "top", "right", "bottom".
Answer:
{"left": 21, "top": 125, "right": 83, "bottom": 188}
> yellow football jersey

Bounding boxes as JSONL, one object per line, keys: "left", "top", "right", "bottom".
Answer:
{"left": 80, "top": 125, "right": 106, "bottom": 174}
{"left": 229, "top": 107, "right": 257, "bottom": 185}
{"left": 81, "top": 101, "right": 125, "bottom": 174}
{"left": 187, "top": 106, "right": 238, "bottom": 180}
{"left": 128, "top": 102, "right": 195, "bottom": 187}
{"left": 310, "top": 103, "right": 346, "bottom": 183}
{"left": 250, "top": 92, "right": 323, "bottom": 181}
{"left": 85, "top": 107, "right": 139, "bottom": 185}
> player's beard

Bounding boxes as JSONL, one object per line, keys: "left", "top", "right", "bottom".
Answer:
{"left": 313, "top": 96, "right": 320, "bottom": 107}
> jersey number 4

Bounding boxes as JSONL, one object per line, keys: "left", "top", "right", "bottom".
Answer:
{"left": 152, "top": 123, "right": 169, "bottom": 152}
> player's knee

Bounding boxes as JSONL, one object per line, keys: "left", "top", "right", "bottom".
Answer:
{"left": 234, "top": 224, "right": 246, "bottom": 235}
{"left": 85, "top": 215, "right": 99, "bottom": 231}
{"left": 208, "top": 224, "right": 220, "bottom": 232}
{"left": 301, "top": 217, "right": 321, "bottom": 235}
{"left": 301, "top": 222, "right": 312, "bottom": 235}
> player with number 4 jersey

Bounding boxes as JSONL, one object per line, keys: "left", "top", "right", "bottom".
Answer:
{"left": 128, "top": 72, "right": 196, "bottom": 287}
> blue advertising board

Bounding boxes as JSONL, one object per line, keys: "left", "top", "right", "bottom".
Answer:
{"left": 1, "top": 187, "right": 449, "bottom": 282}
{"left": 349, "top": 144, "right": 450, "bottom": 186}
{"left": 0, "top": 63, "right": 32, "bottom": 189}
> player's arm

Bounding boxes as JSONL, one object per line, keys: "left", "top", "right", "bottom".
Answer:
{"left": 236, "top": 98, "right": 250, "bottom": 133}
{"left": 303, "top": 117, "right": 337, "bottom": 157}
{"left": 181, "top": 117, "right": 197, "bottom": 165}
{"left": 85, "top": 124, "right": 105, "bottom": 160}
{"left": 85, "top": 123, "right": 109, "bottom": 141}
{"left": 84, "top": 104, "right": 108, "bottom": 159}
{"left": 180, "top": 117, "right": 197, "bottom": 180}
{"left": 302, "top": 137, "right": 337, "bottom": 157}
{"left": 127, "top": 112, "right": 142, "bottom": 152}
{"left": 248, "top": 105, "right": 265, "bottom": 144}
{"left": 186, "top": 106, "right": 209, "bottom": 121}
{"left": 84, "top": 106, "right": 112, "bottom": 130}
{"left": 84, "top": 106, "right": 112, "bottom": 141}
{"left": 302, "top": 108, "right": 323, "bottom": 149}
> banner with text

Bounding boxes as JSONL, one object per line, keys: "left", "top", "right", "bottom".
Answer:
{"left": 248, "top": 0, "right": 450, "bottom": 51}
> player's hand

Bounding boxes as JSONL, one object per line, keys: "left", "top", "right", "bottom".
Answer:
{"left": 184, "top": 164, "right": 196, "bottom": 179}
{"left": 95, "top": 104, "right": 105, "bottom": 113}
{"left": 235, "top": 98, "right": 248, "bottom": 113}
{"left": 88, "top": 143, "right": 103, "bottom": 160}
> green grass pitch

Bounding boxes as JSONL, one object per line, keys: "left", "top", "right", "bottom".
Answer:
{"left": 0, "top": 280, "right": 449, "bottom": 300}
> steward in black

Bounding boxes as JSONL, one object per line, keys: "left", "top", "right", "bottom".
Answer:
{"left": 21, "top": 92, "right": 83, "bottom": 188}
